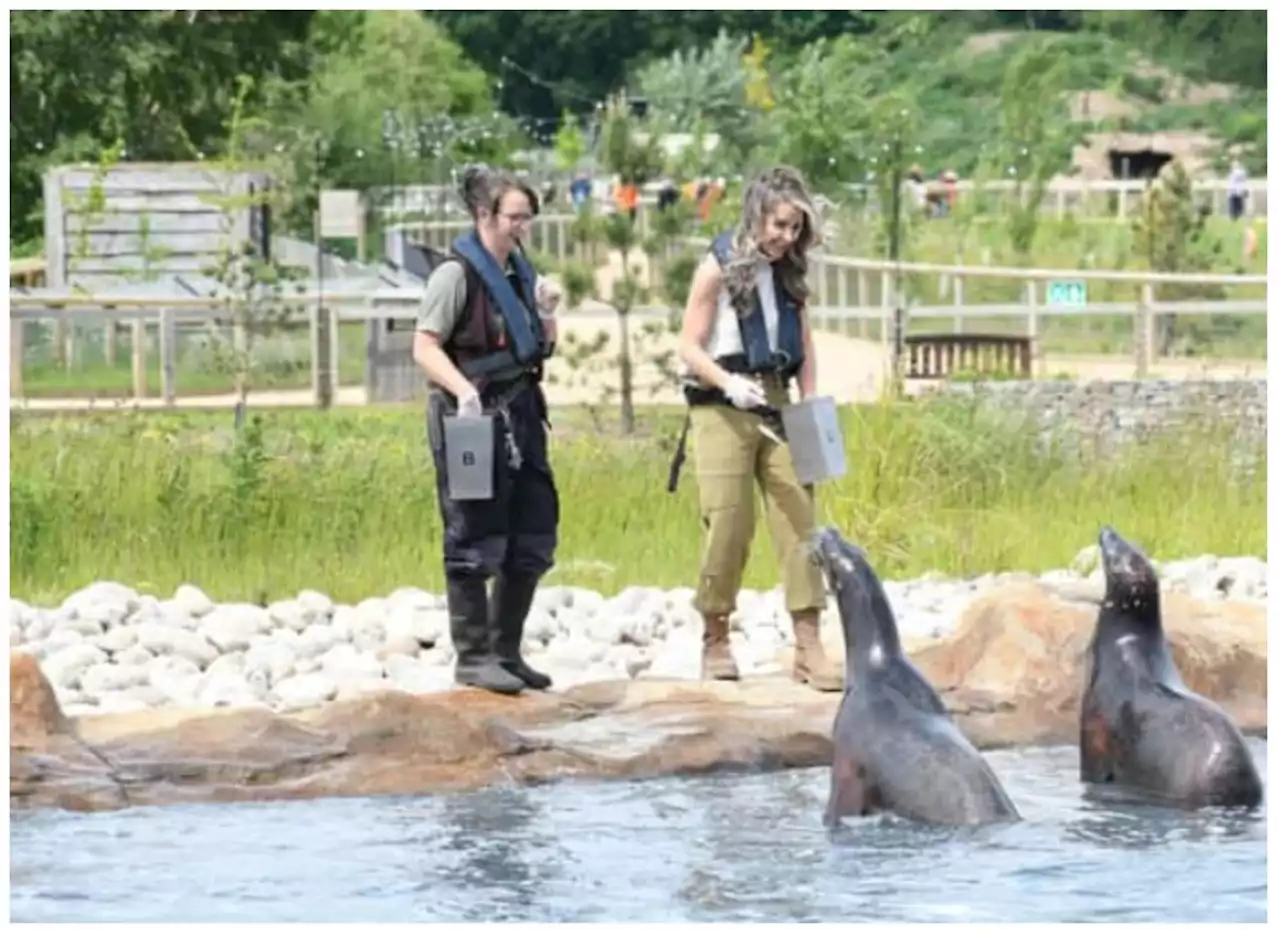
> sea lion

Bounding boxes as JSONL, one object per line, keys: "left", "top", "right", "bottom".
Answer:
{"left": 1079, "top": 526, "right": 1264, "bottom": 809}
{"left": 812, "top": 527, "right": 1021, "bottom": 828}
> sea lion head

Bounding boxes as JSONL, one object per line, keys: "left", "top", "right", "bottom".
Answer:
{"left": 1098, "top": 525, "right": 1161, "bottom": 620}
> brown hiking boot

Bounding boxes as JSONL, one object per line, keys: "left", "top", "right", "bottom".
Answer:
{"left": 791, "top": 610, "right": 843, "bottom": 692}
{"left": 701, "top": 613, "right": 740, "bottom": 681}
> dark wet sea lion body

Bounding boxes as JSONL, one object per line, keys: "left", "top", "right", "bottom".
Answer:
{"left": 812, "top": 527, "right": 1021, "bottom": 828}
{"left": 1079, "top": 526, "right": 1263, "bottom": 810}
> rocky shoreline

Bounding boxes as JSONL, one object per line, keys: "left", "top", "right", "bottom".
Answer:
{"left": 10, "top": 551, "right": 1267, "bottom": 814}
{"left": 9, "top": 550, "right": 1266, "bottom": 719}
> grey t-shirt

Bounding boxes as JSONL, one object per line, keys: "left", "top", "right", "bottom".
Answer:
{"left": 414, "top": 259, "right": 541, "bottom": 339}
{"left": 414, "top": 260, "right": 469, "bottom": 338}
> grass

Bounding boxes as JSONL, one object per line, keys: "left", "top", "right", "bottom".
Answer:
{"left": 9, "top": 400, "right": 1265, "bottom": 608}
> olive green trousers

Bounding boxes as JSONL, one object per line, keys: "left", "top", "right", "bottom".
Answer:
{"left": 688, "top": 395, "right": 826, "bottom": 616}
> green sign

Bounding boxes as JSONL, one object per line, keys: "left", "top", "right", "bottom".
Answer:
{"left": 1047, "top": 279, "right": 1088, "bottom": 307}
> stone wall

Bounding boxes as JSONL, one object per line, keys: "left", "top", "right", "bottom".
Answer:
{"left": 939, "top": 379, "right": 1267, "bottom": 453}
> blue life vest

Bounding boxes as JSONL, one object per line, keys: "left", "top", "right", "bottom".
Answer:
{"left": 708, "top": 229, "right": 804, "bottom": 379}
{"left": 451, "top": 230, "right": 544, "bottom": 366}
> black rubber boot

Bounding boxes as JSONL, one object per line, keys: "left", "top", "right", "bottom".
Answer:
{"left": 491, "top": 572, "right": 553, "bottom": 690}
{"left": 447, "top": 577, "right": 526, "bottom": 695}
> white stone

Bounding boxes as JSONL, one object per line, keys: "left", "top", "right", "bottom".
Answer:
{"left": 135, "top": 623, "right": 219, "bottom": 669}
{"left": 353, "top": 597, "right": 389, "bottom": 629}
{"left": 296, "top": 589, "right": 335, "bottom": 620}
{"left": 329, "top": 606, "right": 357, "bottom": 643}
{"left": 60, "top": 581, "right": 140, "bottom": 619}
{"left": 148, "top": 655, "right": 201, "bottom": 706}
{"left": 268, "top": 598, "right": 312, "bottom": 633}
{"left": 80, "top": 662, "right": 150, "bottom": 695}
{"left": 95, "top": 693, "right": 153, "bottom": 715}
{"left": 243, "top": 640, "right": 298, "bottom": 686}
{"left": 299, "top": 623, "right": 344, "bottom": 659}
{"left": 151, "top": 602, "right": 200, "bottom": 631}
{"left": 10, "top": 599, "right": 32, "bottom": 630}
{"left": 115, "top": 644, "right": 155, "bottom": 667}
{"left": 273, "top": 671, "right": 338, "bottom": 710}
{"left": 294, "top": 657, "right": 322, "bottom": 676}
{"left": 197, "top": 667, "right": 267, "bottom": 708}
{"left": 197, "top": 608, "right": 261, "bottom": 654}
{"left": 334, "top": 678, "right": 391, "bottom": 702}
{"left": 93, "top": 623, "right": 141, "bottom": 655}
{"left": 385, "top": 586, "right": 440, "bottom": 611}
{"left": 121, "top": 683, "right": 169, "bottom": 708}
{"left": 23, "top": 611, "right": 55, "bottom": 643}
{"left": 171, "top": 583, "right": 216, "bottom": 618}
{"left": 349, "top": 616, "right": 387, "bottom": 654}
{"left": 383, "top": 603, "right": 447, "bottom": 649}
{"left": 522, "top": 607, "right": 558, "bottom": 647}
{"left": 41, "top": 643, "right": 109, "bottom": 689}
{"left": 49, "top": 608, "right": 106, "bottom": 638}
{"left": 320, "top": 644, "right": 384, "bottom": 684}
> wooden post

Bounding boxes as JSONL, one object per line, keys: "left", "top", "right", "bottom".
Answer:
{"left": 105, "top": 322, "right": 117, "bottom": 366}
{"left": 836, "top": 266, "right": 849, "bottom": 337}
{"left": 159, "top": 308, "right": 176, "bottom": 405}
{"left": 131, "top": 318, "right": 147, "bottom": 399}
{"left": 1025, "top": 280, "right": 1039, "bottom": 376}
{"left": 1135, "top": 282, "right": 1154, "bottom": 378}
{"left": 311, "top": 301, "right": 333, "bottom": 409}
{"left": 879, "top": 269, "right": 892, "bottom": 350}
{"left": 329, "top": 305, "right": 341, "bottom": 399}
{"left": 856, "top": 269, "right": 868, "bottom": 339}
{"left": 10, "top": 318, "right": 23, "bottom": 398}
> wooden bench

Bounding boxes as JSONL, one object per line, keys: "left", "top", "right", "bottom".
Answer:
{"left": 904, "top": 333, "right": 1032, "bottom": 379}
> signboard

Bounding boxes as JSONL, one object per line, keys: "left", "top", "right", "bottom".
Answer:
{"left": 1046, "top": 279, "right": 1088, "bottom": 307}
{"left": 318, "top": 189, "right": 363, "bottom": 239}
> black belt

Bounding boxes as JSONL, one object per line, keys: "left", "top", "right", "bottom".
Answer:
{"left": 666, "top": 388, "right": 789, "bottom": 494}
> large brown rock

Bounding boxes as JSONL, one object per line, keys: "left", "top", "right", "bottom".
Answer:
{"left": 9, "top": 584, "right": 1266, "bottom": 814}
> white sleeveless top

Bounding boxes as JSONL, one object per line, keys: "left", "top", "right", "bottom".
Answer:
{"left": 704, "top": 261, "right": 781, "bottom": 359}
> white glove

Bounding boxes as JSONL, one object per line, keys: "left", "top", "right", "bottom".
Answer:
{"left": 456, "top": 388, "right": 483, "bottom": 418}
{"left": 535, "top": 276, "right": 562, "bottom": 316}
{"left": 722, "top": 375, "right": 767, "bottom": 411}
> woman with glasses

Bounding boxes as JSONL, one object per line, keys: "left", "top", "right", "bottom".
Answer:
{"left": 412, "top": 166, "right": 562, "bottom": 695}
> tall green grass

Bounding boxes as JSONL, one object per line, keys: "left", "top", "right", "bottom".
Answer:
{"left": 9, "top": 401, "right": 1265, "bottom": 606}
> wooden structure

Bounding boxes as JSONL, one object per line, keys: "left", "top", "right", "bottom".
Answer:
{"left": 43, "top": 162, "right": 272, "bottom": 289}
{"left": 904, "top": 333, "right": 1032, "bottom": 379}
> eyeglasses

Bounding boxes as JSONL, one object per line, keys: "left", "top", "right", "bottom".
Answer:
{"left": 498, "top": 212, "right": 535, "bottom": 224}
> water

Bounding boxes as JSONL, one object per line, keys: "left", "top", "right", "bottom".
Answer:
{"left": 10, "top": 740, "right": 1267, "bottom": 923}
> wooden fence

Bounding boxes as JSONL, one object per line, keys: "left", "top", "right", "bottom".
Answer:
{"left": 8, "top": 213, "right": 1268, "bottom": 405}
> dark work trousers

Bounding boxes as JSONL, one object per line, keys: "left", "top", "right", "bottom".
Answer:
{"left": 427, "top": 382, "right": 559, "bottom": 584}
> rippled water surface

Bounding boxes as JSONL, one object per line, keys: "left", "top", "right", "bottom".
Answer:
{"left": 10, "top": 740, "right": 1267, "bottom": 923}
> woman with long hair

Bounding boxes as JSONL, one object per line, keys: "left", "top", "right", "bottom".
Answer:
{"left": 675, "top": 166, "right": 842, "bottom": 692}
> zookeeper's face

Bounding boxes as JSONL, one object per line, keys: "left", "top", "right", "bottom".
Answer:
{"left": 483, "top": 189, "right": 535, "bottom": 253}
{"left": 758, "top": 200, "right": 805, "bottom": 260}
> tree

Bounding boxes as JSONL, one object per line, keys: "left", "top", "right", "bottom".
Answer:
{"left": 552, "top": 109, "right": 589, "bottom": 172}
{"left": 991, "top": 38, "right": 1078, "bottom": 260}
{"left": 1131, "top": 159, "right": 1228, "bottom": 356}
{"left": 632, "top": 29, "right": 761, "bottom": 170}
{"left": 196, "top": 76, "right": 309, "bottom": 411}
{"left": 761, "top": 35, "right": 885, "bottom": 195}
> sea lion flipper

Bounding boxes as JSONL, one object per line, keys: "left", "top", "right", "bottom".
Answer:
{"left": 824, "top": 752, "right": 869, "bottom": 827}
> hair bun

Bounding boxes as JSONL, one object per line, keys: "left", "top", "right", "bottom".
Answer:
{"left": 459, "top": 163, "right": 491, "bottom": 201}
